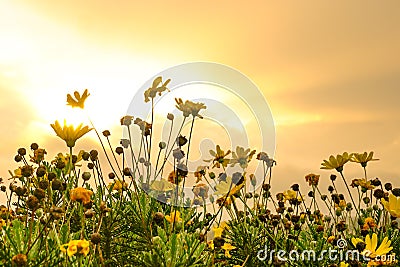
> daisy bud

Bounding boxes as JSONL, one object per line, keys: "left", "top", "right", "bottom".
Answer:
{"left": 55, "top": 160, "right": 65, "bottom": 170}
{"left": 48, "top": 172, "right": 56, "bottom": 181}
{"left": 21, "top": 165, "right": 33, "bottom": 177}
{"left": 120, "top": 139, "right": 130, "bottom": 149}
{"left": 82, "top": 151, "right": 90, "bottom": 161}
{"left": 384, "top": 183, "right": 392, "bottom": 191}
{"left": 71, "top": 155, "right": 78, "bottom": 164}
{"left": 30, "top": 143, "right": 39, "bottom": 150}
{"left": 172, "top": 148, "right": 185, "bottom": 160}
{"left": 90, "top": 150, "right": 98, "bottom": 161}
{"left": 120, "top": 115, "right": 133, "bottom": 126}
{"left": 36, "top": 167, "right": 46, "bottom": 177}
{"left": 291, "top": 184, "right": 299, "bottom": 192}
{"left": 17, "top": 148, "right": 26, "bottom": 156}
{"left": 33, "top": 188, "right": 46, "bottom": 200}
{"left": 159, "top": 142, "right": 166, "bottom": 149}
{"left": 14, "top": 155, "right": 22, "bottom": 162}
{"left": 176, "top": 135, "right": 188, "bottom": 147}
{"left": 82, "top": 172, "right": 91, "bottom": 181}
{"left": 12, "top": 254, "right": 27, "bottom": 267}
{"left": 115, "top": 147, "right": 123, "bottom": 155}
{"left": 52, "top": 179, "right": 62, "bottom": 190}
{"left": 373, "top": 189, "right": 384, "bottom": 199}
{"left": 153, "top": 212, "right": 164, "bottom": 225}
{"left": 123, "top": 168, "right": 132, "bottom": 176}
{"left": 91, "top": 233, "right": 102, "bottom": 244}
{"left": 392, "top": 188, "right": 400, "bottom": 197}
{"left": 167, "top": 113, "right": 174, "bottom": 120}
{"left": 371, "top": 178, "right": 381, "bottom": 186}
{"left": 27, "top": 195, "right": 39, "bottom": 210}
{"left": 39, "top": 180, "right": 49, "bottom": 190}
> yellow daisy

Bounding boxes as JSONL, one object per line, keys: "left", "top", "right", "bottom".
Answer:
{"left": 381, "top": 194, "right": 400, "bottom": 218}
{"left": 66, "top": 89, "right": 90, "bottom": 109}
{"left": 51, "top": 120, "right": 92, "bottom": 148}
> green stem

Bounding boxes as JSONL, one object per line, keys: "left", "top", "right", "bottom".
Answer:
{"left": 339, "top": 171, "right": 360, "bottom": 217}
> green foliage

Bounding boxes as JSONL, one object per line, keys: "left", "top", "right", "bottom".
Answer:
{"left": 1, "top": 80, "right": 400, "bottom": 267}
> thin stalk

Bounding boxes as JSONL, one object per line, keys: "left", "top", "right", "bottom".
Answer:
{"left": 339, "top": 171, "right": 360, "bottom": 217}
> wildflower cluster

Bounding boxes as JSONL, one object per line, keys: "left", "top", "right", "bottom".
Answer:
{"left": 0, "top": 77, "right": 398, "bottom": 267}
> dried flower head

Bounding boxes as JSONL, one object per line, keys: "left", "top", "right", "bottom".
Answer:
{"left": 305, "top": 173, "right": 320, "bottom": 186}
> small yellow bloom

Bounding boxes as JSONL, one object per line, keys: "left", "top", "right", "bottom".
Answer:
{"left": 204, "top": 145, "right": 231, "bottom": 169}
{"left": 60, "top": 239, "right": 90, "bottom": 257}
{"left": 165, "top": 210, "right": 183, "bottom": 224}
{"left": 230, "top": 146, "right": 256, "bottom": 169}
{"left": 150, "top": 179, "right": 175, "bottom": 192}
{"left": 66, "top": 89, "right": 90, "bottom": 109}
{"left": 213, "top": 226, "right": 224, "bottom": 239}
{"left": 283, "top": 190, "right": 303, "bottom": 203}
{"left": 108, "top": 180, "right": 128, "bottom": 191}
{"left": 351, "top": 151, "right": 378, "bottom": 167}
{"left": 207, "top": 240, "right": 214, "bottom": 250}
{"left": 327, "top": 236, "right": 335, "bottom": 244}
{"left": 221, "top": 243, "right": 236, "bottom": 258}
{"left": 214, "top": 176, "right": 244, "bottom": 197}
{"left": 321, "top": 152, "right": 352, "bottom": 172}
{"left": 219, "top": 221, "right": 229, "bottom": 230}
{"left": 51, "top": 120, "right": 92, "bottom": 148}
{"left": 144, "top": 76, "right": 170, "bottom": 103}
{"left": 335, "top": 200, "right": 347, "bottom": 211}
{"left": 70, "top": 187, "right": 93, "bottom": 205}
{"left": 10, "top": 168, "right": 22, "bottom": 178}
{"left": 351, "top": 179, "right": 375, "bottom": 190}
{"left": 339, "top": 262, "right": 349, "bottom": 267}
{"left": 381, "top": 194, "right": 400, "bottom": 218}
{"left": 175, "top": 98, "right": 206, "bottom": 118}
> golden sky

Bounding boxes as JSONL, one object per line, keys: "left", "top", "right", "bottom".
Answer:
{"left": 1, "top": 1, "right": 400, "bottom": 193}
